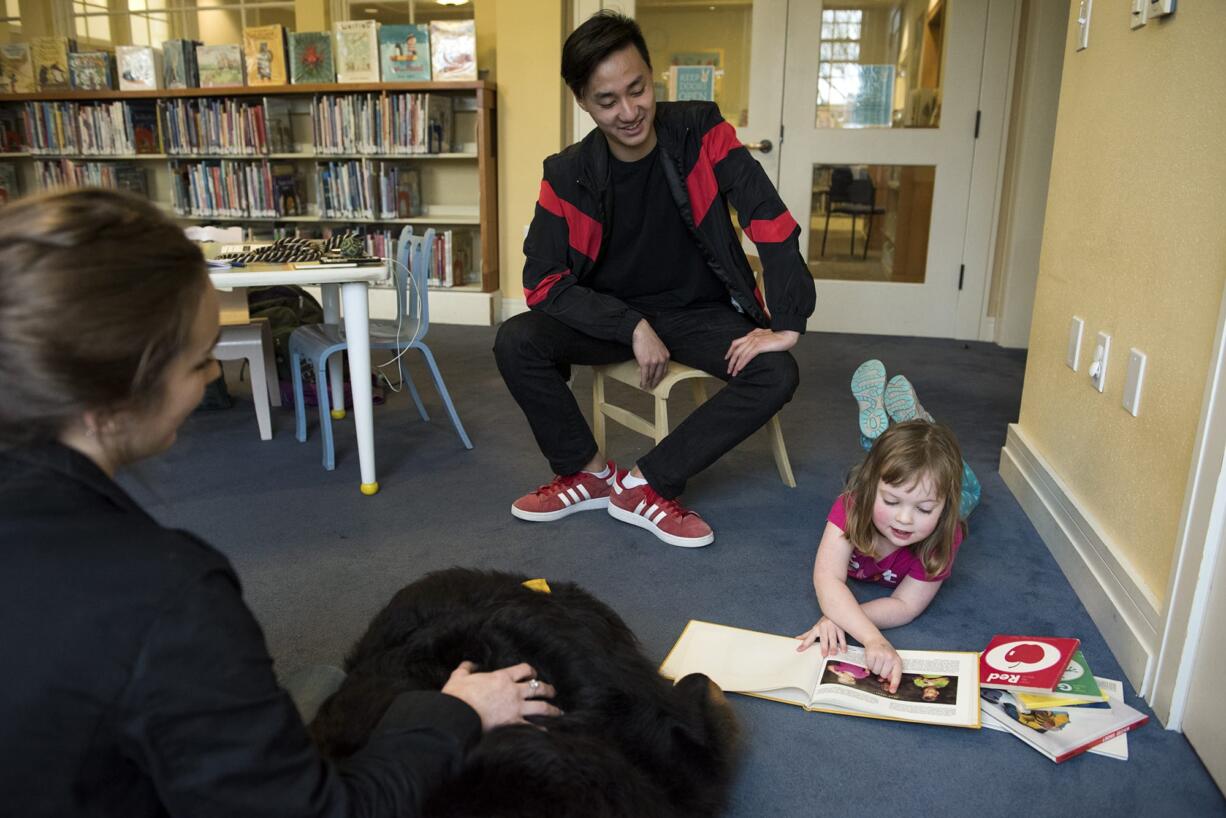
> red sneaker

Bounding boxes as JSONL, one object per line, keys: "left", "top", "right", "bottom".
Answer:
{"left": 608, "top": 473, "right": 714, "bottom": 548}
{"left": 511, "top": 463, "right": 617, "bottom": 522}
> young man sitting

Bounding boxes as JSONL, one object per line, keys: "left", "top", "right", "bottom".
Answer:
{"left": 494, "top": 11, "right": 815, "bottom": 548}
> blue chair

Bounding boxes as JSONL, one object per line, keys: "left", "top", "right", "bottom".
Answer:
{"left": 289, "top": 226, "right": 473, "bottom": 470}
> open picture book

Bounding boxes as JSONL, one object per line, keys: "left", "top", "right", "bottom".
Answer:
{"left": 659, "top": 620, "right": 981, "bottom": 729}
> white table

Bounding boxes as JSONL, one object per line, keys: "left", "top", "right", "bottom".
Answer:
{"left": 209, "top": 262, "right": 390, "bottom": 495}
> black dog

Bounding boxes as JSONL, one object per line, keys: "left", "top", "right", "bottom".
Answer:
{"left": 310, "top": 568, "right": 739, "bottom": 817}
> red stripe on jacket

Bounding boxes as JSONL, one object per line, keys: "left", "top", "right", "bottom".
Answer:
{"left": 538, "top": 180, "right": 602, "bottom": 261}
{"left": 745, "top": 211, "right": 799, "bottom": 244}
{"left": 685, "top": 120, "right": 740, "bottom": 226}
{"left": 525, "top": 271, "right": 566, "bottom": 307}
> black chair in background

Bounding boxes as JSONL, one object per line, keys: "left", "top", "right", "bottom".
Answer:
{"left": 820, "top": 168, "right": 886, "bottom": 259}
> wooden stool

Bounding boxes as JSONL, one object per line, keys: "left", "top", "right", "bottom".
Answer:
{"left": 591, "top": 359, "right": 796, "bottom": 488}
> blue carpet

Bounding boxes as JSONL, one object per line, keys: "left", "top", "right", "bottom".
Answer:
{"left": 122, "top": 325, "right": 1225, "bottom": 816}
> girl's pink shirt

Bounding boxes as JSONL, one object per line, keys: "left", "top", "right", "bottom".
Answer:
{"left": 827, "top": 495, "right": 961, "bottom": 585}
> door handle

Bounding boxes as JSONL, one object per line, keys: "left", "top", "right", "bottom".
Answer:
{"left": 744, "top": 139, "right": 773, "bottom": 154}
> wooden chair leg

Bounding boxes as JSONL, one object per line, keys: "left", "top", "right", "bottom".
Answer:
{"left": 767, "top": 415, "right": 796, "bottom": 488}
{"left": 653, "top": 394, "right": 669, "bottom": 445}
{"left": 592, "top": 369, "right": 607, "bottom": 454}
{"left": 689, "top": 378, "right": 708, "bottom": 407}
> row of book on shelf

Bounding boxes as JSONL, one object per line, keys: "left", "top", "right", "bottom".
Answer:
{"left": 3, "top": 92, "right": 459, "bottom": 157}
{"left": 660, "top": 623, "right": 1150, "bottom": 765}
{"left": 0, "top": 20, "right": 475, "bottom": 96}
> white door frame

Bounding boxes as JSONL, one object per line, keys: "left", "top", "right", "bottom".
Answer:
{"left": 1149, "top": 279, "right": 1226, "bottom": 727}
{"left": 775, "top": 0, "right": 1017, "bottom": 340}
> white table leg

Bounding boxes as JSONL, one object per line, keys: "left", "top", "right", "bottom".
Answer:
{"left": 340, "top": 281, "right": 378, "bottom": 495}
{"left": 321, "top": 283, "right": 346, "bottom": 421}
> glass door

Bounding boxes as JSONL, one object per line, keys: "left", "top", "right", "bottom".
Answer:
{"left": 775, "top": 0, "right": 993, "bottom": 337}
{"left": 630, "top": 0, "right": 787, "bottom": 182}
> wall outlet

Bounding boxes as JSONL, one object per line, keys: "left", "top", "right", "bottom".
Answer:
{"left": 1089, "top": 331, "right": 1111, "bottom": 392}
{"left": 1147, "top": 0, "right": 1175, "bottom": 20}
{"left": 1067, "top": 316, "right": 1085, "bottom": 371}
{"left": 1123, "top": 348, "right": 1147, "bottom": 416}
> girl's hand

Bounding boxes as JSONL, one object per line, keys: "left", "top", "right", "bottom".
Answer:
{"left": 794, "top": 617, "right": 846, "bottom": 656}
{"left": 863, "top": 638, "right": 903, "bottom": 693}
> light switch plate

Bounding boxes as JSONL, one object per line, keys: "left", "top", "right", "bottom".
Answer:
{"left": 1123, "top": 348, "right": 1146, "bottom": 416}
{"left": 1067, "top": 316, "right": 1084, "bottom": 371}
{"left": 1130, "top": 0, "right": 1147, "bottom": 29}
{"left": 1077, "top": 0, "right": 1093, "bottom": 51}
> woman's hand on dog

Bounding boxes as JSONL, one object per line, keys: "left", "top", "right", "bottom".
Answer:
{"left": 442, "top": 661, "right": 561, "bottom": 731}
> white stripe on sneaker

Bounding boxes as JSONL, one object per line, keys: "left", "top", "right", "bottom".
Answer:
{"left": 559, "top": 492, "right": 572, "bottom": 507}
{"left": 577, "top": 484, "right": 591, "bottom": 500}
{"left": 652, "top": 510, "right": 667, "bottom": 525}
{"left": 635, "top": 500, "right": 647, "bottom": 515}
{"left": 644, "top": 504, "right": 659, "bottom": 519}
{"left": 566, "top": 487, "right": 580, "bottom": 503}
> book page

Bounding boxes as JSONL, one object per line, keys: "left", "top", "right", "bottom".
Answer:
{"left": 659, "top": 620, "right": 824, "bottom": 705}
{"left": 809, "top": 648, "right": 980, "bottom": 727}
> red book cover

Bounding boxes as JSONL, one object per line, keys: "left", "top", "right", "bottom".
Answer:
{"left": 979, "top": 634, "right": 1080, "bottom": 693}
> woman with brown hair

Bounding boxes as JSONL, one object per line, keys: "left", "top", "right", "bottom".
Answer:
{"left": 0, "top": 189, "right": 558, "bottom": 816}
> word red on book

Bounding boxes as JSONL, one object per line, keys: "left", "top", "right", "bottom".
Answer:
{"left": 979, "top": 634, "right": 1080, "bottom": 693}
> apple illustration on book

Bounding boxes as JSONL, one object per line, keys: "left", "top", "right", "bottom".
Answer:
{"left": 1004, "top": 643, "right": 1045, "bottom": 667}
{"left": 980, "top": 634, "right": 1081, "bottom": 693}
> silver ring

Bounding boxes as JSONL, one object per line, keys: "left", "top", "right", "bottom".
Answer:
{"left": 528, "top": 678, "right": 540, "bottom": 694}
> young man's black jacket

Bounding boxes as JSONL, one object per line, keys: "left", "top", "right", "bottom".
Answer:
{"left": 0, "top": 443, "right": 482, "bottom": 817}
{"left": 523, "top": 100, "right": 816, "bottom": 344}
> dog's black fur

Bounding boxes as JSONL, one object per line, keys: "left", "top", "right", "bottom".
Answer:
{"left": 310, "top": 568, "right": 739, "bottom": 817}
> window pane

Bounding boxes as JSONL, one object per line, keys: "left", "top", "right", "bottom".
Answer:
{"left": 807, "top": 164, "right": 934, "bottom": 284}
{"left": 815, "top": 0, "right": 946, "bottom": 129}
{"left": 637, "top": 0, "right": 752, "bottom": 127}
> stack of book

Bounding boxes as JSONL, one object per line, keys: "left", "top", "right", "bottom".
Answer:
{"left": 978, "top": 635, "right": 1148, "bottom": 762}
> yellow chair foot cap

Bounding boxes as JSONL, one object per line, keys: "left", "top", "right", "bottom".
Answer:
{"left": 360, "top": 481, "right": 380, "bottom": 496}
{"left": 331, "top": 409, "right": 346, "bottom": 420}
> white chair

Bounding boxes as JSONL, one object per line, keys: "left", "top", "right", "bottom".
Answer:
{"left": 213, "top": 319, "right": 282, "bottom": 441}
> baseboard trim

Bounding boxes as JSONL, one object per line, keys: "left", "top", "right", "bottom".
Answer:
{"left": 502, "top": 297, "right": 528, "bottom": 322}
{"left": 999, "top": 424, "right": 1160, "bottom": 694}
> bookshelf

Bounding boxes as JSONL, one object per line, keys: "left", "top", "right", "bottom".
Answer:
{"left": 0, "top": 80, "right": 499, "bottom": 296}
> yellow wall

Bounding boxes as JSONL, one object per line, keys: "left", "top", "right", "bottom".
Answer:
{"left": 495, "top": 0, "right": 566, "bottom": 303}
{"left": 1017, "top": 4, "right": 1226, "bottom": 604}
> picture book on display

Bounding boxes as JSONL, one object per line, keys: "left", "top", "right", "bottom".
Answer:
{"left": 162, "top": 39, "right": 202, "bottom": 89}
{"left": 1, "top": 42, "right": 36, "bottom": 93}
{"left": 659, "top": 620, "right": 982, "bottom": 729}
{"left": 117, "top": 45, "right": 161, "bottom": 91}
{"left": 289, "top": 32, "right": 334, "bottom": 84}
{"left": 979, "top": 634, "right": 1080, "bottom": 694}
{"left": 197, "top": 44, "right": 245, "bottom": 88}
{"left": 335, "top": 20, "right": 380, "bottom": 83}
{"left": 69, "top": 52, "right": 115, "bottom": 91}
{"left": 379, "top": 24, "right": 431, "bottom": 82}
{"left": 244, "top": 25, "right": 288, "bottom": 86}
{"left": 429, "top": 20, "right": 476, "bottom": 81}
{"left": 980, "top": 678, "right": 1147, "bottom": 763}
{"left": 32, "top": 37, "right": 75, "bottom": 91}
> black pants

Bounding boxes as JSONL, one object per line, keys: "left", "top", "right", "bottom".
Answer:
{"left": 494, "top": 303, "right": 799, "bottom": 499}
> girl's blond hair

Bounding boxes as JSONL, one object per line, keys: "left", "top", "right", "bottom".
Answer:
{"left": 842, "top": 420, "right": 963, "bottom": 578}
